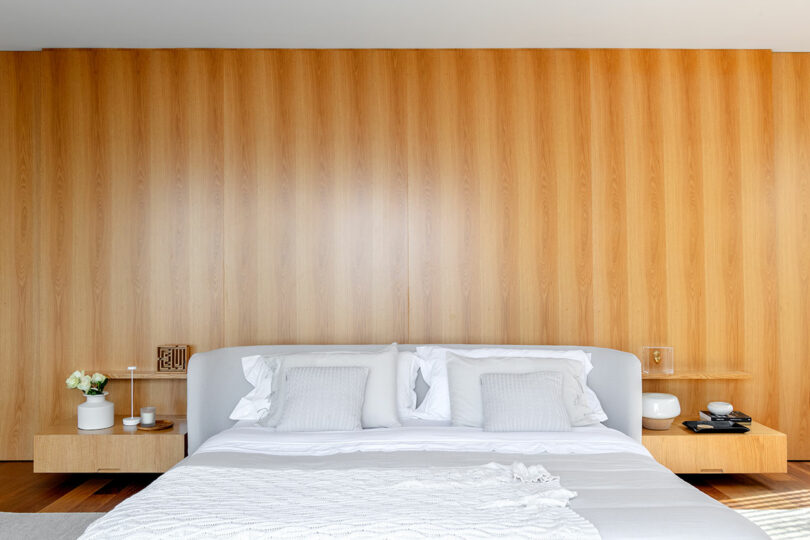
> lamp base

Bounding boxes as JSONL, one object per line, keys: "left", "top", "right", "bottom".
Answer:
{"left": 122, "top": 416, "right": 141, "bottom": 426}
{"left": 642, "top": 417, "right": 676, "bottom": 430}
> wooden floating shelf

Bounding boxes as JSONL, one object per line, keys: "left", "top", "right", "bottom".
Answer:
{"left": 642, "top": 371, "right": 751, "bottom": 380}
{"left": 99, "top": 370, "right": 187, "bottom": 380}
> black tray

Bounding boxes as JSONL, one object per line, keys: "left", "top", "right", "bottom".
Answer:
{"left": 683, "top": 420, "right": 750, "bottom": 433}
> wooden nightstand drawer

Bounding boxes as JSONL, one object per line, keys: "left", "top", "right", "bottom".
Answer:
{"left": 34, "top": 415, "right": 187, "bottom": 473}
{"left": 642, "top": 418, "right": 787, "bottom": 474}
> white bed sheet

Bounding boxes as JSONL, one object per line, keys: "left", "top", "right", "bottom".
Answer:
{"left": 197, "top": 423, "right": 651, "bottom": 457}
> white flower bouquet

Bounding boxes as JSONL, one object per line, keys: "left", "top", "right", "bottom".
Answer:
{"left": 66, "top": 370, "right": 109, "bottom": 395}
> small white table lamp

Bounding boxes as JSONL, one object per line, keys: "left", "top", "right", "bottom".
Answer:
{"left": 122, "top": 366, "right": 141, "bottom": 426}
{"left": 642, "top": 392, "right": 681, "bottom": 430}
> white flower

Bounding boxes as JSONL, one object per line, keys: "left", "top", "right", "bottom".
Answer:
{"left": 65, "top": 374, "right": 81, "bottom": 389}
{"left": 77, "top": 375, "right": 92, "bottom": 393}
{"left": 91, "top": 372, "right": 106, "bottom": 384}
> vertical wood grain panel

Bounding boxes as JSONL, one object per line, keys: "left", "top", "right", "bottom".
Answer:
{"left": 661, "top": 51, "right": 707, "bottom": 373}
{"left": 0, "top": 53, "right": 38, "bottom": 459}
{"left": 589, "top": 50, "right": 630, "bottom": 350}
{"left": 775, "top": 53, "right": 810, "bottom": 458}
{"left": 738, "top": 51, "right": 777, "bottom": 423}
{"left": 38, "top": 50, "right": 224, "bottom": 429}
{"left": 553, "top": 51, "right": 593, "bottom": 345}
{"left": 623, "top": 50, "right": 668, "bottom": 357}
{"left": 698, "top": 51, "right": 745, "bottom": 371}
{"left": 223, "top": 50, "right": 408, "bottom": 345}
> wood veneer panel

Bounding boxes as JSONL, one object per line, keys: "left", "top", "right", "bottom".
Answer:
{"left": 37, "top": 50, "right": 224, "bottom": 429}
{"left": 223, "top": 50, "right": 408, "bottom": 345}
{"left": 588, "top": 50, "right": 630, "bottom": 351}
{"left": 408, "top": 50, "right": 597, "bottom": 344}
{"left": 646, "top": 51, "right": 776, "bottom": 439}
{"left": 774, "top": 53, "right": 810, "bottom": 459}
{"left": 552, "top": 51, "right": 594, "bottom": 345}
{"left": 737, "top": 51, "right": 777, "bottom": 426}
{"left": 0, "top": 52, "right": 38, "bottom": 459}
{"left": 698, "top": 51, "right": 746, "bottom": 373}
{"left": 622, "top": 50, "right": 668, "bottom": 357}
{"left": 660, "top": 50, "right": 707, "bottom": 374}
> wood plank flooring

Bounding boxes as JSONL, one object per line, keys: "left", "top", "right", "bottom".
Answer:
{"left": 2, "top": 460, "right": 809, "bottom": 513}
{"left": 0, "top": 461, "right": 158, "bottom": 513}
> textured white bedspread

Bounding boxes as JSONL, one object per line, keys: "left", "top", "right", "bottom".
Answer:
{"left": 80, "top": 462, "right": 597, "bottom": 539}
{"left": 79, "top": 425, "right": 768, "bottom": 539}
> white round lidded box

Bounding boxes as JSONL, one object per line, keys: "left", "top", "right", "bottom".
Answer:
{"left": 642, "top": 392, "right": 681, "bottom": 430}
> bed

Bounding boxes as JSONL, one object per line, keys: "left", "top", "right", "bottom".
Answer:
{"left": 80, "top": 345, "right": 766, "bottom": 539}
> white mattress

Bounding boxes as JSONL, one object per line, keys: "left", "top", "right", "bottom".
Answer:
{"left": 81, "top": 425, "right": 767, "bottom": 539}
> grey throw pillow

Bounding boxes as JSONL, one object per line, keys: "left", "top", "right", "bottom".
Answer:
{"left": 481, "top": 371, "right": 572, "bottom": 432}
{"left": 275, "top": 367, "right": 369, "bottom": 432}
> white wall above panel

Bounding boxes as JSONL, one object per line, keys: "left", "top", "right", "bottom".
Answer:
{"left": 1, "top": 0, "right": 809, "bottom": 51}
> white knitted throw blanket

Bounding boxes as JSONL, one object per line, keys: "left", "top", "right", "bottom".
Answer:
{"left": 81, "top": 463, "right": 599, "bottom": 539}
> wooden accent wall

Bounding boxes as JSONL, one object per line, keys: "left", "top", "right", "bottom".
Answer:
{"left": 774, "top": 54, "right": 810, "bottom": 459}
{"left": 0, "top": 53, "right": 38, "bottom": 459}
{"left": 1, "top": 49, "right": 809, "bottom": 459}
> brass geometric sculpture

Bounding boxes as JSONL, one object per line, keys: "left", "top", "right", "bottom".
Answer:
{"left": 157, "top": 345, "right": 189, "bottom": 373}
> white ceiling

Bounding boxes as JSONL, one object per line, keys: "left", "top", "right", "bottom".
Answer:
{"left": 2, "top": 0, "right": 810, "bottom": 52}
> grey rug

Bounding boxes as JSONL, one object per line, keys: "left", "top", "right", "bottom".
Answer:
{"left": 736, "top": 508, "right": 810, "bottom": 539}
{"left": 0, "top": 512, "right": 103, "bottom": 540}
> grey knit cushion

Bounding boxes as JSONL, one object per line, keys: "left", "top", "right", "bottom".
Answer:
{"left": 275, "top": 367, "right": 369, "bottom": 432}
{"left": 481, "top": 371, "right": 572, "bottom": 432}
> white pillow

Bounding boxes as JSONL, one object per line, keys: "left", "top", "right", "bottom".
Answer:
{"left": 445, "top": 353, "right": 605, "bottom": 427}
{"left": 397, "top": 351, "right": 420, "bottom": 420}
{"left": 262, "top": 344, "right": 400, "bottom": 429}
{"left": 481, "top": 371, "right": 572, "bottom": 432}
{"left": 414, "top": 346, "right": 602, "bottom": 422}
{"left": 275, "top": 367, "right": 369, "bottom": 432}
{"left": 229, "top": 355, "right": 281, "bottom": 421}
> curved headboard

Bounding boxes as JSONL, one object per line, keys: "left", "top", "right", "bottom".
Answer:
{"left": 187, "top": 344, "right": 642, "bottom": 454}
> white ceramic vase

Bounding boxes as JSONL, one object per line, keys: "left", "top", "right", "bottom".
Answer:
{"left": 78, "top": 392, "right": 114, "bottom": 430}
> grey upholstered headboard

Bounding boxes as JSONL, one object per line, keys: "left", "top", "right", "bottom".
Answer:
{"left": 187, "top": 344, "right": 642, "bottom": 454}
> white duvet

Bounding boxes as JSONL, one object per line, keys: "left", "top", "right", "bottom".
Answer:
{"left": 198, "top": 422, "right": 650, "bottom": 457}
{"left": 78, "top": 425, "right": 767, "bottom": 539}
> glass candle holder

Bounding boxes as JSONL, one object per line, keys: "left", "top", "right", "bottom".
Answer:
{"left": 641, "top": 346, "right": 674, "bottom": 375}
{"left": 140, "top": 406, "right": 156, "bottom": 426}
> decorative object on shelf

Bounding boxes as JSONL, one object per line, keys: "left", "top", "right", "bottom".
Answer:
{"left": 642, "top": 392, "right": 681, "bottom": 430}
{"left": 66, "top": 370, "right": 113, "bottom": 430}
{"left": 137, "top": 419, "right": 174, "bottom": 431}
{"left": 140, "top": 406, "right": 156, "bottom": 426}
{"left": 122, "top": 366, "right": 141, "bottom": 426}
{"left": 640, "top": 346, "right": 674, "bottom": 375}
{"left": 699, "top": 409, "right": 752, "bottom": 423}
{"left": 707, "top": 401, "right": 734, "bottom": 416}
{"left": 157, "top": 345, "right": 189, "bottom": 373}
{"left": 682, "top": 420, "right": 750, "bottom": 434}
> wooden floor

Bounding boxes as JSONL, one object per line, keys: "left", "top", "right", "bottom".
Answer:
{"left": 684, "top": 462, "right": 810, "bottom": 509}
{"left": 1, "top": 460, "right": 809, "bottom": 513}
{"left": 0, "top": 461, "right": 158, "bottom": 513}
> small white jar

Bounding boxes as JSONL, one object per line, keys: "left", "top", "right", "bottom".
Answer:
{"left": 707, "top": 401, "right": 733, "bottom": 416}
